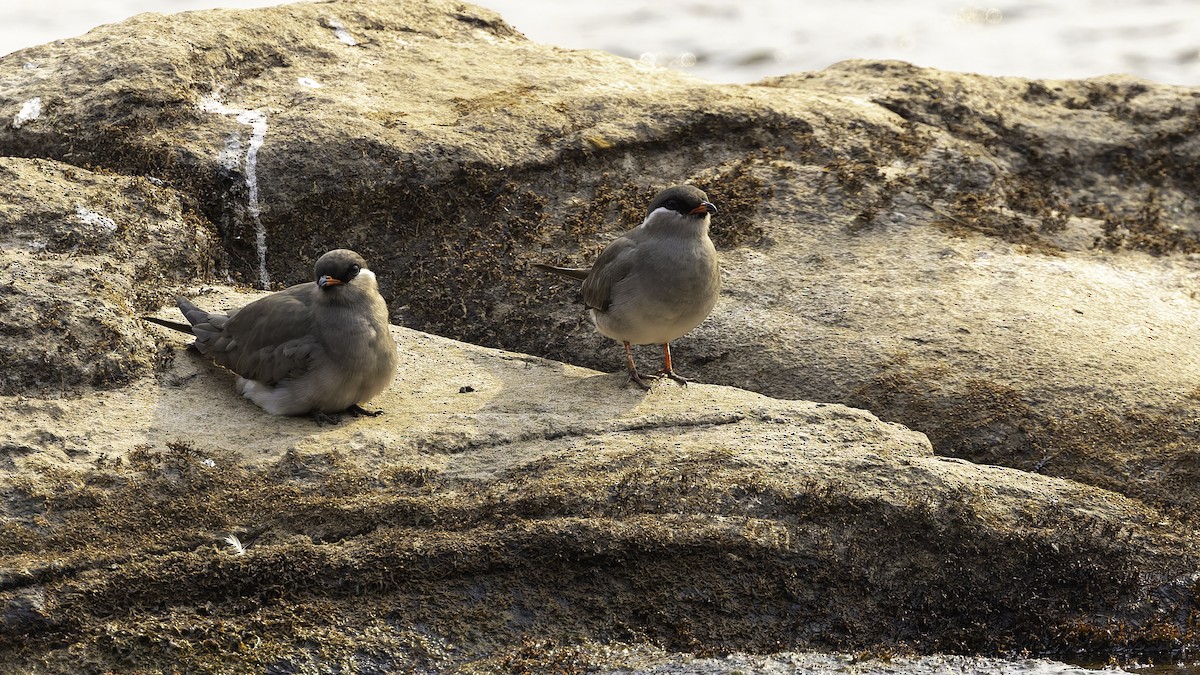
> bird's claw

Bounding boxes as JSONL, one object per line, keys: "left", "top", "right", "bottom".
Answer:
{"left": 313, "top": 411, "right": 342, "bottom": 426}
{"left": 313, "top": 404, "right": 383, "bottom": 425}
{"left": 346, "top": 404, "right": 384, "bottom": 417}
{"left": 657, "top": 369, "right": 689, "bottom": 387}
{"left": 626, "top": 370, "right": 660, "bottom": 390}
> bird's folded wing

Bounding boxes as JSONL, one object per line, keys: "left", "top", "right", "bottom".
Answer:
{"left": 213, "top": 288, "right": 321, "bottom": 385}
{"left": 581, "top": 236, "right": 637, "bottom": 312}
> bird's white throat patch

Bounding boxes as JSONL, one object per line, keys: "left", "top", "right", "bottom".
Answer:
{"left": 638, "top": 207, "right": 702, "bottom": 234}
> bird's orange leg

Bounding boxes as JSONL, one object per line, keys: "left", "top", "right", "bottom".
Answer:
{"left": 656, "top": 343, "right": 688, "bottom": 386}
{"left": 623, "top": 341, "right": 660, "bottom": 390}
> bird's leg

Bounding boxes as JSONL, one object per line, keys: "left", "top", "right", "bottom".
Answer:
{"left": 623, "top": 341, "right": 659, "bottom": 390}
{"left": 656, "top": 343, "right": 689, "bottom": 386}
{"left": 312, "top": 411, "right": 343, "bottom": 426}
{"left": 346, "top": 404, "right": 384, "bottom": 417}
{"left": 313, "top": 404, "right": 383, "bottom": 425}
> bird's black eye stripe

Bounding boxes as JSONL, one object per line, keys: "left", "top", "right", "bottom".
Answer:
{"left": 665, "top": 199, "right": 679, "bottom": 210}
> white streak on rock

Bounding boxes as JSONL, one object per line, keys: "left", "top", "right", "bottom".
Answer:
{"left": 75, "top": 204, "right": 117, "bottom": 233}
{"left": 324, "top": 17, "right": 357, "bottom": 46}
{"left": 237, "top": 109, "right": 269, "bottom": 288}
{"left": 473, "top": 30, "right": 498, "bottom": 45}
{"left": 196, "top": 93, "right": 225, "bottom": 114}
{"left": 214, "top": 133, "right": 244, "bottom": 172}
{"left": 12, "top": 97, "right": 41, "bottom": 129}
{"left": 198, "top": 92, "right": 271, "bottom": 288}
{"left": 297, "top": 77, "right": 322, "bottom": 88}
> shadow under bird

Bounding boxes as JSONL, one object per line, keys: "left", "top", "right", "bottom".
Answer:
{"left": 534, "top": 184, "right": 721, "bottom": 390}
{"left": 145, "top": 249, "right": 400, "bottom": 417}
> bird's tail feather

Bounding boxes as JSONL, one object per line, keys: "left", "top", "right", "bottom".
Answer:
{"left": 145, "top": 296, "right": 211, "bottom": 335}
{"left": 532, "top": 263, "right": 590, "bottom": 281}
{"left": 143, "top": 315, "right": 194, "bottom": 334}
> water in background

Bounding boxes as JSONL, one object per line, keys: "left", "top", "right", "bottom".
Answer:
{"left": 2, "top": 0, "right": 1198, "bottom": 85}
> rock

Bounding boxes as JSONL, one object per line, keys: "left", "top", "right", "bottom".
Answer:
{"left": 0, "top": 587, "right": 49, "bottom": 634}
{"left": 0, "top": 289, "right": 1190, "bottom": 670}
{"left": 0, "top": 158, "right": 213, "bottom": 395}
{"left": 2, "top": 0, "right": 1198, "bottom": 526}
{"left": 0, "top": 0, "right": 1198, "bottom": 669}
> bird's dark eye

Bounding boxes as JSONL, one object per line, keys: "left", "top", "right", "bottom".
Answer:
{"left": 349, "top": 264, "right": 361, "bottom": 275}
{"left": 665, "top": 199, "right": 679, "bottom": 210}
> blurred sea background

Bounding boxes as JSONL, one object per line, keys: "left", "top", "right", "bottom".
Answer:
{"left": 2, "top": 0, "right": 1199, "bottom": 86}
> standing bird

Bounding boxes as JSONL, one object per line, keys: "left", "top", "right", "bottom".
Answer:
{"left": 534, "top": 184, "right": 720, "bottom": 390}
{"left": 146, "top": 249, "right": 399, "bottom": 417}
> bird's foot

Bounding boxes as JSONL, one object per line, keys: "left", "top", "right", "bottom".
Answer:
{"left": 313, "top": 411, "right": 343, "bottom": 426}
{"left": 312, "top": 405, "right": 382, "bottom": 425}
{"left": 625, "top": 369, "right": 660, "bottom": 391}
{"left": 656, "top": 369, "right": 689, "bottom": 387}
{"left": 346, "top": 404, "right": 384, "bottom": 417}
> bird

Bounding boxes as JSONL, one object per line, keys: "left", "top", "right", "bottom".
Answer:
{"left": 534, "top": 184, "right": 720, "bottom": 390}
{"left": 145, "top": 249, "right": 400, "bottom": 417}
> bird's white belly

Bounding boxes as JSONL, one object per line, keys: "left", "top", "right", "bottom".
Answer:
{"left": 591, "top": 291, "right": 718, "bottom": 345}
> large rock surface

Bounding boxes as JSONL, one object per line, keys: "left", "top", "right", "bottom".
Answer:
{"left": 0, "top": 158, "right": 212, "bottom": 394}
{"left": 1, "top": 0, "right": 1199, "bottom": 669}
{"left": 0, "top": 288, "right": 1191, "bottom": 671}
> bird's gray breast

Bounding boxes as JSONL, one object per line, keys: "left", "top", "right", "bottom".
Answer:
{"left": 594, "top": 236, "right": 720, "bottom": 344}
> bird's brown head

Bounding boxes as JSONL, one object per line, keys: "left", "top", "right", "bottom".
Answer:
{"left": 315, "top": 249, "right": 367, "bottom": 289}
{"left": 646, "top": 184, "right": 717, "bottom": 220}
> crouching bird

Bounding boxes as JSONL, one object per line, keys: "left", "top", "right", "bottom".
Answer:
{"left": 146, "top": 249, "right": 399, "bottom": 417}
{"left": 534, "top": 185, "right": 720, "bottom": 390}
